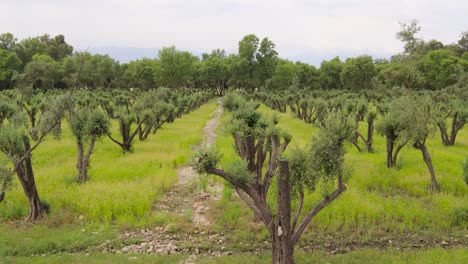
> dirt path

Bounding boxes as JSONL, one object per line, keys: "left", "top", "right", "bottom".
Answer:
{"left": 166, "top": 101, "right": 224, "bottom": 227}
{"left": 98, "top": 100, "right": 228, "bottom": 262}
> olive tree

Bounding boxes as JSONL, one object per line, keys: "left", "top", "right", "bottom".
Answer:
{"left": 0, "top": 94, "right": 70, "bottom": 221}
{"left": 377, "top": 98, "right": 411, "bottom": 168}
{"left": 407, "top": 97, "right": 440, "bottom": 191}
{"left": 69, "top": 107, "right": 110, "bottom": 183}
{"left": 195, "top": 94, "right": 352, "bottom": 263}
{"left": 431, "top": 88, "right": 467, "bottom": 146}
{"left": 107, "top": 90, "right": 176, "bottom": 152}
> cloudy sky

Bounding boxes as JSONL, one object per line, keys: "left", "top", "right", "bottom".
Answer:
{"left": 2, "top": 0, "right": 467, "bottom": 65}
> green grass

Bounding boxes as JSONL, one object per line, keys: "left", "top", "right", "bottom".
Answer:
{"left": 0, "top": 101, "right": 218, "bottom": 226}
{"left": 197, "top": 248, "right": 468, "bottom": 264}
{"left": 1, "top": 254, "right": 184, "bottom": 264}
{"left": 3, "top": 248, "right": 466, "bottom": 264}
{"left": 214, "top": 104, "right": 468, "bottom": 235}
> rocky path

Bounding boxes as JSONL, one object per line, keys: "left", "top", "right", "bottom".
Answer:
{"left": 97, "top": 100, "right": 229, "bottom": 263}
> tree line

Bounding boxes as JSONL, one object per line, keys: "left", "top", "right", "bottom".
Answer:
{"left": 1, "top": 21, "right": 467, "bottom": 92}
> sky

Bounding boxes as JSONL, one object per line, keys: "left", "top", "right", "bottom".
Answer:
{"left": 1, "top": 0, "right": 467, "bottom": 65}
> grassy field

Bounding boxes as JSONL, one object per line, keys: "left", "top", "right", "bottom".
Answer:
{"left": 0, "top": 99, "right": 467, "bottom": 263}
{"left": 213, "top": 104, "right": 468, "bottom": 239}
{"left": 0, "top": 101, "right": 217, "bottom": 227}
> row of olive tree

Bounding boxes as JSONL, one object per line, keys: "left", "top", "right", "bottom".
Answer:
{"left": 0, "top": 85, "right": 213, "bottom": 221}
{"left": 254, "top": 85, "right": 467, "bottom": 192}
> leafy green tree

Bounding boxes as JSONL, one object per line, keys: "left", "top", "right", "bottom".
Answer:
{"left": 45, "top": 34, "right": 73, "bottom": 61}
{"left": 340, "top": 55, "right": 376, "bottom": 90}
{"left": 195, "top": 96, "right": 352, "bottom": 263}
{"left": 270, "top": 59, "right": 296, "bottom": 90}
{"left": 0, "top": 32, "right": 17, "bottom": 50}
{"left": 119, "top": 58, "right": 158, "bottom": 90}
{"left": 319, "top": 57, "right": 343, "bottom": 89}
{"left": 295, "top": 62, "right": 320, "bottom": 89}
{"left": 255, "top": 37, "right": 278, "bottom": 85}
{"left": 377, "top": 61, "right": 425, "bottom": 89}
{"left": 0, "top": 49, "right": 22, "bottom": 89}
{"left": 80, "top": 53, "right": 119, "bottom": 88}
{"left": 20, "top": 54, "right": 58, "bottom": 89}
{"left": 155, "top": 46, "right": 198, "bottom": 88}
{"left": 421, "top": 49, "right": 461, "bottom": 89}
{"left": 199, "top": 50, "right": 230, "bottom": 94}
{"left": 13, "top": 37, "right": 47, "bottom": 65}
{"left": 237, "top": 34, "right": 260, "bottom": 88}
{"left": 396, "top": 20, "right": 423, "bottom": 56}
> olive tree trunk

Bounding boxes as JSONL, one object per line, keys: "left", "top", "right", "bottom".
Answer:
{"left": 16, "top": 138, "right": 45, "bottom": 222}
{"left": 414, "top": 141, "right": 439, "bottom": 191}
{"left": 76, "top": 138, "right": 96, "bottom": 183}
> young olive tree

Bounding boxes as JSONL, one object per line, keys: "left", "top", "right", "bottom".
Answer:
{"left": 407, "top": 97, "right": 439, "bottom": 191}
{"left": 107, "top": 90, "right": 176, "bottom": 152}
{"left": 377, "top": 98, "right": 411, "bottom": 168}
{"left": 195, "top": 95, "right": 352, "bottom": 263}
{"left": 135, "top": 90, "right": 175, "bottom": 141}
{"left": 69, "top": 107, "right": 110, "bottom": 183}
{"left": 0, "top": 94, "right": 70, "bottom": 221}
{"left": 431, "top": 88, "right": 467, "bottom": 146}
{"left": 106, "top": 92, "right": 142, "bottom": 153}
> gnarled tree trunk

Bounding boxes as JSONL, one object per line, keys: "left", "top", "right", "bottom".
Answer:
{"left": 414, "top": 141, "right": 439, "bottom": 191}
{"left": 272, "top": 161, "right": 294, "bottom": 264}
{"left": 16, "top": 138, "right": 45, "bottom": 222}
{"left": 76, "top": 138, "right": 96, "bottom": 183}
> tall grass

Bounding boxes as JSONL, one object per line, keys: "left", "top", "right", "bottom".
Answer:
{"left": 0, "top": 101, "right": 217, "bottom": 226}
{"left": 214, "top": 104, "right": 468, "bottom": 234}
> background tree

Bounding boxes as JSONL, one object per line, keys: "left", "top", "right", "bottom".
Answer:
{"left": 255, "top": 37, "right": 278, "bottom": 86}
{"left": 421, "top": 49, "right": 461, "bottom": 89}
{"left": 0, "top": 33, "right": 17, "bottom": 50}
{"left": 13, "top": 37, "right": 47, "bottom": 66}
{"left": 199, "top": 50, "right": 230, "bottom": 94}
{"left": 458, "top": 30, "right": 468, "bottom": 52}
{"left": 319, "top": 57, "right": 343, "bottom": 89}
{"left": 396, "top": 20, "right": 424, "bottom": 56}
{"left": 340, "top": 55, "right": 376, "bottom": 90}
{"left": 155, "top": 46, "right": 198, "bottom": 88}
{"left": 0, "top": 48, "right": 22, "bottom": 89}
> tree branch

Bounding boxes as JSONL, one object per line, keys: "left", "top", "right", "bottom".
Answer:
{"left": 291, "top": 189, "right": 304, "bottom": 233}
{"left": 292, "top": 183, "right": 346, "bottom": 245}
